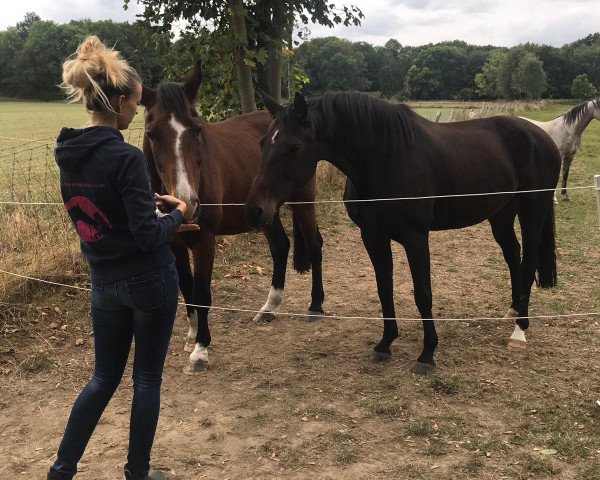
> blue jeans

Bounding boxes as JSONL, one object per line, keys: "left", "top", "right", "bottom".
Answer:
{"left": 50, "top": 263, "right": 179, "bottom": 478}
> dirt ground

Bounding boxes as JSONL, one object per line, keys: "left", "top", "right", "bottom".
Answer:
{"left": 1, "top": 215, "right": 600, "bottom": 479}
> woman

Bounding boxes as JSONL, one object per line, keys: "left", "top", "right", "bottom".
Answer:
{"left": 48, "top": 36, "right": 196, "bottom": 480}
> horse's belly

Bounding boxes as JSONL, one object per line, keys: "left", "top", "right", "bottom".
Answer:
{"left": 430, "top": 195, "right": 513, "bottom": 230}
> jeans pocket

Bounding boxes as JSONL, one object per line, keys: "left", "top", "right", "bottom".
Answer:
{"left": 125, "top": 274, "right": 167, "bottom": 312}
{"left": 91, "top": 283, "right": 105, "bottom": 310}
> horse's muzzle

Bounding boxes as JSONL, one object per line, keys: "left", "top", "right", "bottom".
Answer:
{"left": 246, "top": 204, "right": 266, "bottom": 229}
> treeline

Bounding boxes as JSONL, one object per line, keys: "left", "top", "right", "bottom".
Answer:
{"left": 1, "top": 13, "right": 599, "bottom": 103}
{"left": 295, "top": 36, "right": 600, "bottom": 100}
{"left": 0, "top": 13, "right": 168, "bottom": 100}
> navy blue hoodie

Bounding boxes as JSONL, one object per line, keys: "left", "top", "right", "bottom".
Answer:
{"left": 55, "top": 126, "right": 182, "bottom": 284}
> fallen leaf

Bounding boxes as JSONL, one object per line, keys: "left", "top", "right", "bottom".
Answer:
{"left": 540, "top": 449, "right": 557, "bottom": 455}
{"left": 75, "top": 338, "right": 84, "bottom": 346}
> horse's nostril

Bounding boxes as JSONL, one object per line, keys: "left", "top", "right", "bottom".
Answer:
{"left": 191, "top": 197, "right": 200, "bottom": 207}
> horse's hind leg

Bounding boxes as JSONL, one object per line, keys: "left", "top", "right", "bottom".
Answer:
{"left": 290, "top": 203, "right": 325, "bottom": 320}
{"left": 489, "top": 205, "right": 521, "bottom": 323}
{"left": 184, "top": 231, "right": 215, "bottom": 375}
{"left": 254, "top": 214, "right": 290, "bottom": 322}
{"left": 508, "top": 198, "right": 552, "bottom": 351}
{"left": 560, "top": 153, "right": 575, "bottom": 201}
{"left": 171, "top": 236, "right": 196, "bottom": 353}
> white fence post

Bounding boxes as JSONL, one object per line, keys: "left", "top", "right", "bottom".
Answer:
{"left": 595, "top": 175, "right": 600, "bottom": 229}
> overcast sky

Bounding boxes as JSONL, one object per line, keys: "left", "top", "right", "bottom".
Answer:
{"left": 1, "top": 0, "right": 599, "bottom": 48}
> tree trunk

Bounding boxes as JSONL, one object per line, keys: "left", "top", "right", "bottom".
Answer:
{"left": 229, "top": 0, "right": 256, "bottom": 113}
{"left": 265, "top": 0, "right": 287, "bottom": 103}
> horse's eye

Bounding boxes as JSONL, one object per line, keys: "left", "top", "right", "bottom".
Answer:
{"left": 288, "top": 143, "right": 301, "bottom": 154}
{"left": 146, "top": 130, "right": 156, "bottom": 141}
{"left": 190, "top": 125, "right": 202, "bottom": 136}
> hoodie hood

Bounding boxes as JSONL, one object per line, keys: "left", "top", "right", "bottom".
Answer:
{"left": 55, "top": 126, "right": 123, "bottom": 171}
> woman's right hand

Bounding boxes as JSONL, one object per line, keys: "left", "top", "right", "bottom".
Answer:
{"left": 154, "top": 193, "right": 187, "bottom": 215}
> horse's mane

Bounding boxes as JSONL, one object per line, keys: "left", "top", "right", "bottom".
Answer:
{"left": 563, "top": 98, "right": 600, "bottom": 125}
{"left": 278, "top": 92, "right": 416, "bottom": 158}
{"left": 156, "top": 82, "right": 192, "bottom": 120}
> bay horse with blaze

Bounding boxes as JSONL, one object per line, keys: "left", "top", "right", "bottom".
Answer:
{"left": 246, "top": 91, "right": 560, "bottom": 374}
{"left": 140, "top": 65, "right": 325, "bottom": 375}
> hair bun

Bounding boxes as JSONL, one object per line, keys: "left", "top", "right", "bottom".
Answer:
{"left": 60, "top": 35, "right": 140, "bottom": 113}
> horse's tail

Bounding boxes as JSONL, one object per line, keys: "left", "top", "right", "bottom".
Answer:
{"left": 292, "top": 214, "right": 311, "bottom": 274}
{"left": 537, "top": 203, "right": 557, "bottom": 288}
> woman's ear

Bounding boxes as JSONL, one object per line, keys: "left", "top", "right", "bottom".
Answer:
{"left": 117, "top": 95, "right": 126, "bottom": 115}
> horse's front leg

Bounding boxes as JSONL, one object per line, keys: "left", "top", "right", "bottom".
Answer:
{"left": 170, "top": 235, "right": 196, "bottom": 353}
{"left": 254, "top": 215, "right": 290, "bottom": 322}
{"left": 290, "top": 203, "right": 325, "bottom": 320}
{"left": 183, "top": 231, "right": 216, "bottom": 375}
{"left": 400, "top": 230, "right": 437, "bottom": 374}
{"left": 360, "top": 230, "right": 398, "bottom": 363}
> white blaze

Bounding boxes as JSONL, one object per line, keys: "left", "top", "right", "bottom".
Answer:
{"left": 169, "top": 115, "right": 193, "bottom": 203}
{"left": 271, "top": 129, "right": 279, "bottom": 144}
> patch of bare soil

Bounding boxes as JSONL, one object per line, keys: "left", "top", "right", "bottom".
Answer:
{"left": 1, "top": 219, "right": 600, "bottom": 479}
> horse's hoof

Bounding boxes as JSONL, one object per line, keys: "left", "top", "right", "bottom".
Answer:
{"left": 562, "top": 196, "right": 570, "bottom": 202}
{"left": 183, "top": 359, "right": 208, "bottom": 375}
{"left": 307, "top": 310, "right": 324, "bottom": 322}
{"left": 253, "top": 311, "right": 276, "bottom": 322}
{"left": 507, "top": 339, "right": 527, "bottom": 351}
{"left": 183, "top": 339, "right": 195, "bottom": 353}
{"left": 411, "top": 362, "right": 436, "bottom": 375}
{"left": 553, "top": 197, "right": 559, "bottom": 205}
{"left": 370, "top": 351, "right": 391, "bottom": 363}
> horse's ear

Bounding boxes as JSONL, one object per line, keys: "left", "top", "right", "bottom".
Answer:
{"left": 293, "top": 92, "right": 308, "bottom": 123}
{"left": 141, "top": 84, "right": 156, "bottom": 108}
{"left": 184, "top": 61, "right": 202, "bottom": 102}
{"left": 259, "top": 89, "right": 283, "bottom": 116}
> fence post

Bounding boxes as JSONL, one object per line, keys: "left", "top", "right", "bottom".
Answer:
{"left": 595, "top": 175, "right": 600, "bottom": 229}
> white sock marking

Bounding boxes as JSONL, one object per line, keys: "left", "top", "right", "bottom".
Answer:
{"left": 186, "top": 310, "right": 198, "bottom": 341}
{"left": 510, "top": 324, "right": 526, "bottom": 343}
{"left": 190, "top": 343, "right": 209, "bottom": 362}
{"left": 259, "top": 286, "right": 283, "bottom": 313}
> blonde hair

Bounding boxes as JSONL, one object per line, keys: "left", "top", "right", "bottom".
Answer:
{"left": 61, "top": 35, "right": 141, "bottom": 114}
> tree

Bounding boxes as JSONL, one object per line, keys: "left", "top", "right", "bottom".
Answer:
{"left": 16, "top": 12, "right": 41, "bottom": 39}
{"left": 496, "top": 45, "right": 545, "bottom": 99}
{"left": 406, "top": 45, "right": 468, "bottom": 99}
{"left": 571, "top": 73, "right": 598, "bottom": 99}
{"left": 474, "top": 50, "right": 506, "bottom": 98}
{"left": 519, "top": 54, "right": 547, "bottom": 100}
{"left": 295, "top": 36, "right": 369, "bottom": 93}
{"left": 0, "top": 28, "right": 24, "bottom": 97}
{"left": 379, "top": 39, "right": 410, "bottom": 99}
{"left": 353, "top": 41, "right": 385, "bottom": 92}
{"left": 127, "top": 0, "right": 363, "bottom": 111}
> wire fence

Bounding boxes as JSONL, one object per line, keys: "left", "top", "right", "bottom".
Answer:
{"left": 1, "top": 129, "right": 599, "bottom": 323}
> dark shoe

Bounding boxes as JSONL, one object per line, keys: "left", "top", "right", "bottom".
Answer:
{"left": 125, "top": 468, "right": 165, "bottom": 480}
{"left": 47, "top": 471, "right": 72, "bottom": 480}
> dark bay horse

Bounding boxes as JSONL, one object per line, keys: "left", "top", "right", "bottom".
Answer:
{"left": 140, "top": 66, "right": 324, "bottom": 375}
{"left": 246, "top": 91, "right": 560, "bottom": 374}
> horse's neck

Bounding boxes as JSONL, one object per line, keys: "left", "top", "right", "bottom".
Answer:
{"left": 568, "top": 101, "right": 596, "bottom": 138}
